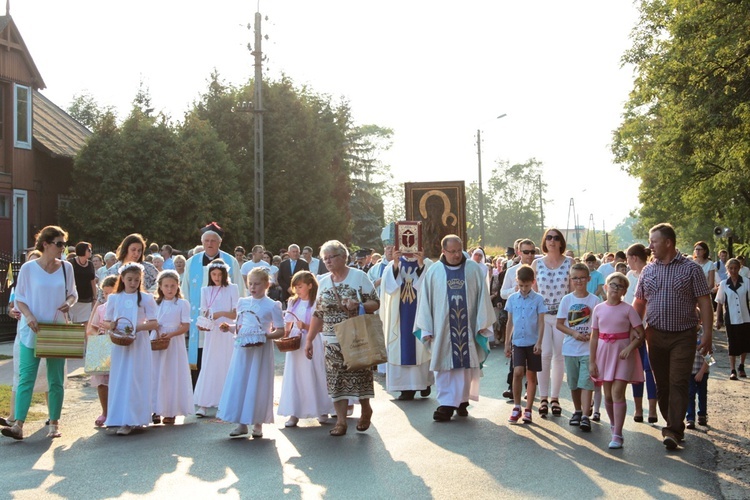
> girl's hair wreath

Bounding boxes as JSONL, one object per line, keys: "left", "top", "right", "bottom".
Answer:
{"left": 208, "top": 260, "right": 230, "bottom": 272}
{"left": 118, "top": 262, "right": 144, "bottom": 275}
{"left": 157, "top": 269, "right": 180, "bottom": 282}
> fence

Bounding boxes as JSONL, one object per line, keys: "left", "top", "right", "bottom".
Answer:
{"left": 0, "top": 252, "right": 23, "bottom": 342}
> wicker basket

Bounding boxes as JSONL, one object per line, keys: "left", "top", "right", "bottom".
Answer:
{"left": 108, "top": 317, "right": 136, "bottom": 346}
{"left": 151, "top": 336, "right": 170, "bottom": 351}
{"left": 275, "top": 309, "right": 302, "bottom": 352}
{"left": 274, "top": 335, "right": 301, "bottom": 352}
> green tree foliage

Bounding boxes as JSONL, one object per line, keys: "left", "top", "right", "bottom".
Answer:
{"left": 467, "top": 159, "right": 548, "bottom": 247}
{"left": 346, "top": 124, "right": 394, "bottom": 249}
{"left": 192, "top": 73, "right": 357, "bottom": 252}
{"left": 65, "top": 73, "right": 388, "bottom": 253}
{"left": 67, "top": 92, "right": 114, "bottom": 131}
{"left": 613, "top": 0, "right": 750, "bottom": 246}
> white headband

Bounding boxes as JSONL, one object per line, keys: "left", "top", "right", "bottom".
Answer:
{"left": 118, "top": 262, "right": 144, "bottom": 275}
{"left": 208, "top": 260, "right": 230, "bottom": 271}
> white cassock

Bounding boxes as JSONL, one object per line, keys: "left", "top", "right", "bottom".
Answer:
{"left": 380, "top": 257, "right": 435, "bottom": 392}
{"left": 415, "top": 258, "right": 495, "bottom": 407}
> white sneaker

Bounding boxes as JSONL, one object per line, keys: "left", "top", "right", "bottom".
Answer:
{"left": 229, "top": 424, "right": 248, "bottom": 437}
{"left": 285, "top": 416, "right": 299, "bottom": 428}
{"left": 318, "top": 414, "right": 329, "bottom": 424}
{"left": 116, "top": 425, "right": 133, "bottom": 436}
{"left": 196, "top": 407, "right": 207, "bottom": 418}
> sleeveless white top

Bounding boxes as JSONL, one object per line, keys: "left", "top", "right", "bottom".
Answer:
{"left": 536, "top": 257, "right": 571, "bottom": 313}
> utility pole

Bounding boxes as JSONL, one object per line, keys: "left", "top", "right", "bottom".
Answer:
{"left": 476, "top": 130, "right": 485, "bottom": 246}
{"left": 252, "top": 11, "right": 265, "bottom": 245}
{"left": 538, "top": 174, "right": 544, "bottom": 233}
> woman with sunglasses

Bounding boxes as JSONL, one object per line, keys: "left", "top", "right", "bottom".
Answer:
{"left": 1, "top": 226, "right": 77, "bottom": 440}
{"left": 532, "top": 228, "right": 574, "bottom": 417}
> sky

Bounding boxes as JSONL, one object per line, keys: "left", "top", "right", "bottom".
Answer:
{"left": 13, "top": 0, "right": 642, "bottom": 235}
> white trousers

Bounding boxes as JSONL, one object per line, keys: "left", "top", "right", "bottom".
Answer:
{"left": 538, "top": 314, "right": 564, "bottom": 399}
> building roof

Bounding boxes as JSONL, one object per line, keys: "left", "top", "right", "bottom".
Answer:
{"left": 0, "top": 15, "right": 45, "bottom": 89}
{"left": 33, "top": 90, "right": 91, "bottom": 159}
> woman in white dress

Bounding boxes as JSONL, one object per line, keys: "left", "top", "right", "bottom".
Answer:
{"left": 104, "top": 263, "right": 159, "bottom": 436}
{"left": 218, "top": 267, "right": 284, "bottom": 438}
{"left": 1, "top": 227, "right": 77, "bottom": 441}
{"left": 278, "top": 271, "right": 334, "bottom": 427}
{"left": 194, "top": 260, "right": 239, "bottom": 417}
{"left": 151, "top": 270, "right": 194, "bottom": 424}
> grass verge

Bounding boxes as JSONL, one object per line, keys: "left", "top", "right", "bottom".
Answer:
{"left": 0, "top": 384, "right": 47, "bottom": 421}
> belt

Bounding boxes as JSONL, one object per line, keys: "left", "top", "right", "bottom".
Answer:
{"left": 599, "top": 332, "right": 629, "bottom": 343}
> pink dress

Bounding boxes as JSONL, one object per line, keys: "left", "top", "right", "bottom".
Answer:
{"left": 88, "top": 303, "right": 110, "bottom": 387}
{"left": 591, "top": 301, "right": 644, "bottom": 384}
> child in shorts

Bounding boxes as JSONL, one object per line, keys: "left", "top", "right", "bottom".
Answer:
{"left": 556, "top": 263, "right": 601, "bottom": 432}
{"left": 505, "top": 265, "right": 546, "bottom": 424}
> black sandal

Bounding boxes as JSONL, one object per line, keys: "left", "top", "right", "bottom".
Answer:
{"left": 551, "top": 400, "right": 562, "bottom": 416}
{"left": 538, "top": 399, "right": 549, "bottom": 416}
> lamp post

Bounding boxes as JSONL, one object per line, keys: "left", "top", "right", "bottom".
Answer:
{"left": 476, "top": 113, "right": 507, "bottom": 246}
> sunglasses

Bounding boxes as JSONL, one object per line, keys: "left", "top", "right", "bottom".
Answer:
{"left": 546, "top": 234, "right": 562, "bottom": 241}
{"left": 49, "top": 241, "right": 68, "bottom": 248}
{"left": 520, "top": 250, "right": 535, "bottom": 255}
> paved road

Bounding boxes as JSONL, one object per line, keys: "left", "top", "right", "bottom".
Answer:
{"left": 0, "top": 344, "right": 724, "bottom": 499}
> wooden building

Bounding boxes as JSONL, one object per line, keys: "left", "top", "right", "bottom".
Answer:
{"left": 0, "top": 14, "right": 91, "bottom": 256}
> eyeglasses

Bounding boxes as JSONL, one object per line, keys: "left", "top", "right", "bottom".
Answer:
{"left": 546, "top": 234, "right": 562, "bottom": 241}
{"left": 520, "top": 250, "right": 535, "bottom": 255}
{"left": 49, "top": 240, "right": 68, "bottom": 248}
{"left": 323, "top": 254, "right": 342, "bottom": 262}
{"left": 608, "top": 283, "right": 626, "bottom": 290}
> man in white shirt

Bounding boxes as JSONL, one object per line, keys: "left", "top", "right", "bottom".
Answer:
{"left": 240, "top": 245, "right": 270, "bottom": 278}
{"left": 301, "top": 245, "right": 324, "bottom": 276}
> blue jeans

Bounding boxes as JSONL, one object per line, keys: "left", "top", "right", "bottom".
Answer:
{"left": 686, "top": 372, "right": 708, "bottom": 422}
{"left": 632, "top": 343, "right": 657, "bottom": 399}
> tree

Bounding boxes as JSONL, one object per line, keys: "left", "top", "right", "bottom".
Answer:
{"left": 67, "top": 92, "right": 114, "bottom": 131}
{"left": 194, "top": 73, "right": 356, "bottom": 252}
{"left": 613, "top": 0, "right": 750, "bottom": 247}
{"left": 346, "top": 124, "right": 394, "bottom": 248}
{"left": 467, "top": 159, "right": 549, "bottom": 247}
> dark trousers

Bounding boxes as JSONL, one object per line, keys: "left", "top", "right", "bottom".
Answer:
{"left": 687, "top": 372, "right": 708, "bottom": 422}
{"left": 646, "top": 327, "right": 696, "bottom": 439}
{"left": 190, "top": 347, "right": 203, "bottom": 390}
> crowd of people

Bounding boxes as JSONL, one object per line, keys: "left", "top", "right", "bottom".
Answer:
{"left": 0, "top": 221, "right": 734, "bottom": 453}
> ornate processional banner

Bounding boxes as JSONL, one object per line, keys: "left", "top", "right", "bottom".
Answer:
{"left": 404, "top": 181, "right": 466, "bottom": 260}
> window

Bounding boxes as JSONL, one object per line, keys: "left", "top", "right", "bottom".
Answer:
{"left": 0, "top": 194, "right": 8, "bottom": 217}
{"left": 14, "top": 84, "right": 31, "bottom": 149}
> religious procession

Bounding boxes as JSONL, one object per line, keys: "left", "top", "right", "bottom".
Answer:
{"left": 1, "top": 220, "right": 720, "bottom": 457}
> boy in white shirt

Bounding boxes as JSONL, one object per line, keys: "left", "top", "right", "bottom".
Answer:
{"left": 556, "top": 263, "right": 601, "bottom": 432}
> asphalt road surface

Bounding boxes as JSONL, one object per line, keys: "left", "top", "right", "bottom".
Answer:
{"left": 1, "top": 347, "right": 724, "bottom": 499}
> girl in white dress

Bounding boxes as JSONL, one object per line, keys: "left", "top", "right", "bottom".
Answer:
{"left": 194, "top": 260, "right": 239, "bottom": 417}
{"left": 104, "top": 263, "right": 158, "bottom": 436}
{"left": 151, "top": 270, "right": 193, "bottom": 424}
{"left": 87, "top": 275, "right": 117, "bottom": 427}
{"left": 278, "top": 271, "right": 334, "bottom": 427}
{"left": 217, "top": 267, "right": 284, "bottom": 438}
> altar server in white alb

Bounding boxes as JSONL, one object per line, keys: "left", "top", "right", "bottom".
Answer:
{"left": 415, "top": 235, "right": 495, "bottom": 422}
{"left": 380, "top": 248, "right": 434, "bottom": 400}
